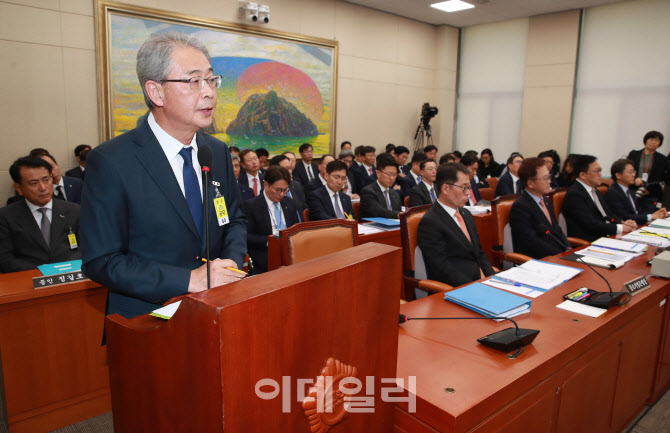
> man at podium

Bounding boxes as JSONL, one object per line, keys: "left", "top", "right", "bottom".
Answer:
{"left": 80, "top": 32, "right": 247, "bottom": 319}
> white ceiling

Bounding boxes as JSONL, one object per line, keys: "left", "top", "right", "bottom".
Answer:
{"left": 343, "top": 0, "right": 628, "bottom": 27}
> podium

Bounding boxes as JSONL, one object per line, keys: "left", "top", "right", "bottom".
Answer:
{"left": 106, "top": 243, "right": 401, "bottom": 432}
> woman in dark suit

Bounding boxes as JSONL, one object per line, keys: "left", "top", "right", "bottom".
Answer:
{"left": 477, "top": 148, "right": 501, "bottom": 179}
{"left": 627, "top": 130, "right": 668, "bottom": 202}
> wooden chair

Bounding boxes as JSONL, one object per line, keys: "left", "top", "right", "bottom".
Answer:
{"left": 404, "top": 196, "right": 410, "bottom": 208}
{"left": 599, "top": 178, "right": 613, "bottom": 187}
{"left": 399, "top": 205, "right": 453, "bottom": 301}
{"left": 352, "top": 201, "right": 360, "bottom": 221}
{"left": 279, "top": 219, "right": 358, "bottom": 265}
{"left": 491, "top": 194, "right": 532, "bottom": 268}
{"left": 546, "top": 188, "right": 590, "bottom": 248}
{"left": 486, "top": 177, "right": 498, "bottom": 192}
{"left": 478, "top": 187, "right": 494, "bottom": 201}
{"left": 302, "top": 208, "right": 310, "bottom": 222}
{"left": 597, "top": 185, "right": 608, "bottom": 195}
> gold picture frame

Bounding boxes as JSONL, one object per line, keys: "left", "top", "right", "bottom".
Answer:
{"left": 95, "top": 0, "right": 338, "bottom": 156}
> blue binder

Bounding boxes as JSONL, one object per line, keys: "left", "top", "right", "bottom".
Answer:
{"left": 444, "top": 282, "right": 531, "bottom": 318}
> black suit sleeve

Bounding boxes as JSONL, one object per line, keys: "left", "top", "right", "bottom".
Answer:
{"left": 0, "top": 209, "right": 39, "bottom": 272}
{"left": 562, "top": 188, "right": 617, "bottom": 240}
{"left": 359, "top": 186, "right": 400, "bottom": 219}
{"left": 509, "top": 198, "right": 564, "bottom": 259}
{"left": 604, "top": 187, "right": 647, "bottom": 226}
{"left": 242, "top": 199, "right": 270, "bottom": 250}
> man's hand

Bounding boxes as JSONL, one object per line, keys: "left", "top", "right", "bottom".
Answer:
{"left": 351, "top": 193, "right": 360, "bottom": 200}
{"left": 188, "top": 259, "right": 246, "bottom": 293}
{"left": 652, "top": 208, "right": 668, "bottom": 220}
{"left": 622, "top": 219, "right": 637, "bottom": 233}
{"left": 634, "top": 177, "right": 644, "bottom": 187}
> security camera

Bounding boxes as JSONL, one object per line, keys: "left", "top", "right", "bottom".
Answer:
{"left": 246, "top": 13, "right": 258, "bottom": 22}
{"left": 239, "top": 1, "right": 259, "bottom": 23}
{"left": 258, "top": 5, "right": 270, "bottom": 24}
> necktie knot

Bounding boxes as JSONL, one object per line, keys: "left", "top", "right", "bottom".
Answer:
{"left": 179, "top": 147, "right": 193, "bottom": 164}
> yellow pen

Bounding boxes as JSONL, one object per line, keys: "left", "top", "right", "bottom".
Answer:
{"left": 201, "top": 258, "right": 246, "bottom": 274}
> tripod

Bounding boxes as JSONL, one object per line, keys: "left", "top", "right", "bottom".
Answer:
{"left": 413, "top": 121, "right": 434, "bottom": 153}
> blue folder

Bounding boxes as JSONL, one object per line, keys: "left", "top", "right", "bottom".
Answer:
{"left": 37, "top": 260, "right": 82, "bottom": 276}
{"left": 362, "top": 217, "right": 400, "bottom": 226}
{"left": 444, "top": 282, "right": 531, "bottom": 318}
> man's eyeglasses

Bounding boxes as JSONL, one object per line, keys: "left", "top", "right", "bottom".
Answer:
{"left": 447, "top": 183, "right": 472, "bottom": 193}
{"left": 329, "top": 175, "right": 347, "bottom": 182}
{"left": 378, "top": 170, "right": 398, "bottom": 178}
{"left": 271, "top": 187, "right": 289, "bottom": 195}
{"left": 530, "top": 175, "right": 552, "bottom": 181}
{"left": 161, "top": 75, "right": 222, "bottom": 91}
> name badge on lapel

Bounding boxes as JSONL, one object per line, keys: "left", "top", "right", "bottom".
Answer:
{"left": 212, "top": 181, "right": 229, "bottom": 226}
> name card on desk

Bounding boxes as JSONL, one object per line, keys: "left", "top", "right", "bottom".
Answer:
{"left": 32, "top": 271, "right": 89, "bottom": 289}
{"left": 624, "top": 276, "right": 650, "bottom": 296}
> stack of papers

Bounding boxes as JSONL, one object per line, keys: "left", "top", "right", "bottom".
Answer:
{"left": 591, "top": 237, "right": 647, "bottom": 253}
{"left": 622, "top": 227, "right": 670, "bottom": 248}
{"left": 649, "top": 218, "right": 670, "bottom": 229}
{"left": 573, "top": 246, "right": 642, "bottom": 268}
{"left": 357, "top": 224, "right": 385, "bottom": 235}
{"left": 490, "top": 260, "right": 582, "bottom": 292}
{"left": 444, "top": 282, "right": 531, "bottom": 320}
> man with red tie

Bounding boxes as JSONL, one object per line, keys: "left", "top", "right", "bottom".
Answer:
{"left": 417, "top": 163, "right": 495, "bottom": 287}
{"left": 238, "top": 149, "right": 264, "bottom": 199}
{"left": 509, "top": 158, "right": 569, "bottom": 259}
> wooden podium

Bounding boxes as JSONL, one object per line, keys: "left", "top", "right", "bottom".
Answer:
{"left": 106, "top": 243, "right": 401, "bottom": 433}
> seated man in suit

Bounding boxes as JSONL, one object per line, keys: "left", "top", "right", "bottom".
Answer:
{"left": 494, "top": 153, "right": 523, "bottom": 198}
{"left": 65, "top": 144, "right": 91, "bottom": 179}
{"left": 282, "top": 151, "right": 297, "bottom": 175}
{"left": 238, "top": 149, "right": 264, "bottom": 199}
{"left": 563, "top": 155, "right": 636, "bottom": 242}
{"left": 409, "top": 159, "right": 438, "bottom": 207}
{"left": 0, "top": 156, "right": 81, "bottom": 273}
{"left": 338, "top": 150, "right": 360, "bottom": 199}
{"left": 400, "top": 152, "right": 427, "bottom": 197}
{"left": 510, "top": 158, "right": 569, "bottom": 259}
{"left": 269, "top": 154, "right": 306, "bottom": 221}
{"left": 417, "top": 162, "right": 495, "bottom": 287}
{"left": 256, "top": 148, "right": 269, "bottom": 174}
{"left": 359, "top": 153, "right": 402, "bottom": 219}
{"left": 538, "top": 150, "right": 560, "bottom": 189}
{"left": 393, "top": 146, "right": 410, "bottom": 178}
{"left": 305, "top": 154, "right": 334, "bottom": 193}
{"left": 353, "top": 145, "right": 377, "bottom": 192}
{"left": 242, "top": 166, "right": 299, "bottom": 274}
{"left": 29, "top": 149, "right": 83, "bottom": 204}
{"left": 460, "top": 154, "right": 488, "bottom": 205}
{"left": 306, "top": 160, "right": 354, "bottom": 221}
{"left": 604, "top": 158, "right": 667, "bottom": 225}
{"left": 423, "top": 145, "right": 438, "bottom": 161}
{"left": 292, "top": 143, "right": 319, "bottom": 186}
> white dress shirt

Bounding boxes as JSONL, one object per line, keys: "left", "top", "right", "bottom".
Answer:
{"left": 263, "top": 190, "right": 286, "bottom": 235}
{"left": 325, "top": 185, "right": 345, "bottom": 217}
{"left": 26, "top": 198, "right": 53, "bottom": 227}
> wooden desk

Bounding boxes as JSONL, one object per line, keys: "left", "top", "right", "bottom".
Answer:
{"left": 0, "top": 271, "right": 110, "bottom": 433}
{"left": 267, "top": 226, "right": 401, "bottom": 271}
{"left": 395, "top": 253, "right": 670, "bottom": 433}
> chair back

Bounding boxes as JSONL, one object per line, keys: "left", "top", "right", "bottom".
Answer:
{"left": 547, "top": 187, "right": 569, "bottom": 219}
{"left": 352, "top": 201, "right": 360, "bottom": 221}
{"left": 597, "top": 185, "right": 608, "bottom": 195}
{"left": 302, "top": 208, "right": 310, "bottom": 222}
{"left": 399, "top": 204, "right": 432, "bottom": 274}
{"left": 404, "top": 196, "right": 410, "bottom": 208}
{"left": 279, "top": 219, "right": 358, "bottom": 265}
{"left": 478, "top": 187, "right": 494, "bottom": 201}
{"left": 599, "top": 178, "right": 613, "bottom": 187}
{"left": 486, "top": 177, "right": 499, "bottom": 192}
{"left": 491, "top": 194, "right": 518, "bottom": 268}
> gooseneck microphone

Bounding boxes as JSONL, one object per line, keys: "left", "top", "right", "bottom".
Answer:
{"left": 399, "top": 314, "right": 539, "bottom": 356}
{"left": 198, "top": 145, "right": 213, "bottom": 290}
{"left": 537, "top": 224, "right": 628, "bottom": 308}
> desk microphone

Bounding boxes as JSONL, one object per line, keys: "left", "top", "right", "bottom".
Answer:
{"left": 537, "top": 224, "right": 628, "bottom": 308}
{"left": 399, "top": 314, "right": 539, "bottom": 355}
{"left": 198, "top": 145, "right": 213, "bottom": 290}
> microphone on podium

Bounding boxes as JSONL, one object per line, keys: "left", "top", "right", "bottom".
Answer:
{"left": 399, "top": 314, "right": 539, "bottom": 356}
{"left": 198, "top": 145, "right": 213, "bottom": 289}
{"left": 537, "top": 224, "right": 628, "bottom": 308}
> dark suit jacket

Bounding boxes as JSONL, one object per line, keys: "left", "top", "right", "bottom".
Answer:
{"left": 237, "top": 169, "right": 264, "bottom": 197}
{"left": 346, "top": 169, "right": 358, "bottom": 195}
{"left": 563, "top": 181, "right": 619, "bottom": 242}
{"left": 604, "top": 183, "right": 649, "bottom": 226}
{"left": 53, "top": 176, "right": 83, "bottom": 204}
{"left": 293, "top": 161, "right": 319, "bottom": 186}
{"left": 359, "top": 182, "right": 402, "bottom": 219}
{"left": 627, "top": 149, "right": 670, "bottom": 200}
{"left": 409, "top": 182, "right": 434, "bottom": 207}
{"left": 305, "top": 175, "right": 327, "bottom": 193}
{"left": 399, "top": 173, "right": 420, "bottom": 198}
{"left": 65, "top": 166, "right": 85, "bottom": 180}
{"left": 238, "top": 182, "right": 254, "bottom": 201}
{"left": 354, "top": 164, "right": 377, "bottom": 192}
{"left": 417, "top": 203, "right": 495, "bottom": 287}
{"left": 242, "top": 194, "right": 299, "bottom": 274}
{"left": 509, "top": 191, "right": 568, "bottom": 259}
{"left": 0, "top": 199, "right": 81, "bottom": 273}
{"left": 494, "top": 172, "right": 519, "bottom": 197}
{"left": 306, "top": 186, "right": 354, "bottom": 221}
{"left": 288, "top": 180, "right": 307, "bottom": 212}
{"left": 80, "top": 117, "right": 247, "bottom": 319}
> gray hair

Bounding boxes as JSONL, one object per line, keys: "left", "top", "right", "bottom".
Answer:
{"left": 231, "top": 154, "right": 240, "bottom": 163}
{"left": 136, "top": 31, "right": 212, "bottom": 109}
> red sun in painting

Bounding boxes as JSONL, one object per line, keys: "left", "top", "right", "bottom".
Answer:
{"left": 236, "top": 61, "right": 324, "bottom": 123}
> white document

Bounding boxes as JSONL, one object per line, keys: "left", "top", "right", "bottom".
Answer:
{"left": 649, "top": 218, "right": 670, "bottom": 229}
{"left": 357, "top": 224, "right": 385, "bottom": 235}
{"left": 622, "top": 232, "right": 670, "bottom": 248}
{"left": 481, "top": 279, "right": 544, "bottom": 298}
{"left": 493, "top": 260, "right": 582, "bottom": 291}
{"left": 463, "top": 205, "right": 491, "bottom": 215}
{"left": 591, "top": 237, "right": 647, "bottom": 253}
{"left": 556, "top": 300, "right": 607, "bottom": 318}
{"left": 150, "top": 301, "right": 181, "bottom": 320}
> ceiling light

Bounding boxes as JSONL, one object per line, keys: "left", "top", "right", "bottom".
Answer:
{"left": 430, "top": 0, "right": 475, "bottom": 13}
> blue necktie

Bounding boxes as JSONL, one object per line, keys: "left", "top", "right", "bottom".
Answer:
{"left": 179, "top": 147, "right": 203, "bottom": 239}
{"left": 429, "top": 186, "right": 437, "bottom": 202}
{"left": 273, "top": 202, "right": 286, "bottom": 229}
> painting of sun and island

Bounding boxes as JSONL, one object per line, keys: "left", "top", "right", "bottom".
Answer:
{"left": 99, "top": 2, "right": 337, "bottom": 156}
